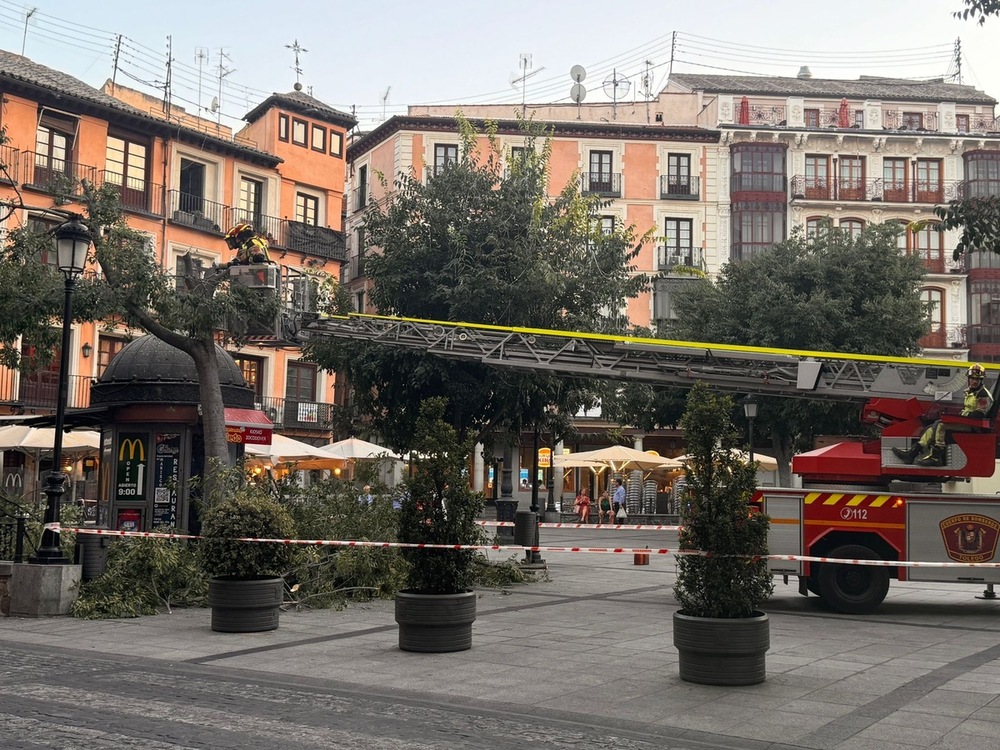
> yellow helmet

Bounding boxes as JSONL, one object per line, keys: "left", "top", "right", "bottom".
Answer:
{"left": 968, "top": 363, "right": 986, "bottom": 380}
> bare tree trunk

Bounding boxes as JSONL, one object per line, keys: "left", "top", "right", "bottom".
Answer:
{"left": 771, "top": 433, "right": 796, "bottom": 488}
{"left": 191, "top": 339, "right": 230, "bottom": 469}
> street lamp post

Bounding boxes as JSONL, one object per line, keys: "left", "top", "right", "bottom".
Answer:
{"left": 742, "top": 394, "right": 759, "bottom": 469}
{"left": 30, "top": 217, "right": 92, "bottom": 565}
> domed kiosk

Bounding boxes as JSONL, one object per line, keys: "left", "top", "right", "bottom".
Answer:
{"left": 89, "top": 336, "right": 268, "bottom": 532}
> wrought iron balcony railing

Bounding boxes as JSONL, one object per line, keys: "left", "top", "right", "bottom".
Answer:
{"left": 255, "top": 395, "right": 336, "bottom": 432}
{"left": 0, "top": 144, "right": 19, "bottom": 185}
{"left": 659, "top": 174, "right": 700, "bottom": 200}
{"left": 581, "top": 172, "right": 622, "bottom": 198}
{"left": 656, "top": 246, "right": 705, "bottom": 272}
{"left": 882, "top": 110, "right": 940, "bottom": 132}
{"left": 0, "top": 370, "right": 93, "bottom": 411}
{"left": 168, "top": 190, "right": 227, "bottom": 234}
{"left": 99, "top": 170, "right": 164, "bottom": 216}
{"left": 21, "top": 152, "right": 97, "bottom": 198}
{"left": 790, "top": 176, "right": 961, "bottom": 204}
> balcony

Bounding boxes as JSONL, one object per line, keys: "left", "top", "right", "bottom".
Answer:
{"left": 581, "top": 172, "right": 621, "bottom": 198}
{"left": 21, "top": 152, "right": 97, "bottom": 198}
{"left": 920, "top": 324, "right": 967, "bottom": 350}
{"left": 255, "top": 395, "right": 335, "bottom": 432}
{"left": 168, "top": 190, "right": 227, "bottom": 234}
{"left": 790, "top": 176, "right": 961, "bottom": 204}
{"left": 659, "top": 174, "right": 700, "bottom": 200}
{"left": 0, "top": 369, "right": 92, "bottom": 412}
{"left": 657, "top": 246, "right": 704, "bottom": 273}
{"left": 0, "top": 144, "right": 19, "bottom": 185}
{"left": 99, "top": 171, "right": 164, "bottom": 216}
{"left": 964, "top": 114, "right": 1000, "bottom": 134}
{"left": 882, "top": 111, "right": 939, "bottom": 132}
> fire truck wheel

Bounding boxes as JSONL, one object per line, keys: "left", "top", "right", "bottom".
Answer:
{"left": 815, "top": 544, "right": 890, "bottom": 615}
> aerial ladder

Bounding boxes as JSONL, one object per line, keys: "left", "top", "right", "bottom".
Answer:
{"left": 299, "top": 313, "right": 1000, "bottom": 613}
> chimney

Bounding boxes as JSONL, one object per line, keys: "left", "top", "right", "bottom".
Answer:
{"left": 797, "top": 66, "right": 812, "bottom": 79}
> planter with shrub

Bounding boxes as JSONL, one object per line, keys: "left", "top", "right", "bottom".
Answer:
{"left": 673, "top": 382, "right": 773, "bottom": 685}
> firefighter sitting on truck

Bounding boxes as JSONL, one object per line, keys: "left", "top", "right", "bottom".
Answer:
{"left": 893, "top": 363, "right": 994, "bottom": 467}
{"left": 223, "top": 222, "right": 271, "bottom": 265}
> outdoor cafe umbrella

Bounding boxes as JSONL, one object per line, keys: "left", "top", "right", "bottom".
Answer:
{"left": 245, "top": 434, "right": 345, "bottom": 471}
{"left": 675, "top": 449, "right": 779, "bottom": 471}
{"left": 568, "top": 445, "right": 684, "bottom": 473}
{"left": 320, "top": 437, "right": 402, "bottom": 461}
{"left": 0, "top": 425, "right": 101, "bottom": 453}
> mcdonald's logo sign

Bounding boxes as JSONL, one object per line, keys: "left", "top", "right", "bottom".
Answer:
{"left": 119, "top": 438, "right": 146, "bottom": 462}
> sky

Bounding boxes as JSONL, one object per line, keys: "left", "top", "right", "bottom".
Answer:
{"left": 1, "top": 0, "right": 998, "bottom": 132}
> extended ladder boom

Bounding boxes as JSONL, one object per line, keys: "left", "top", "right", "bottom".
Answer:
{"left": 302, "top": 314, "right": 978, "bottom": 406}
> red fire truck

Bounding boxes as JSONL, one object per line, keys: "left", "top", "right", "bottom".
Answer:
{"left": 301, "top": 313, "right": 1000, "bottom": 614}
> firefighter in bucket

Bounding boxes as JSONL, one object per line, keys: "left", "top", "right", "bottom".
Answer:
{"left": 224, "top": 222, "right": 272, "bottom": 265}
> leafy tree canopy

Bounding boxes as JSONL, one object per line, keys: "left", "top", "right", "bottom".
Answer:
{"left": 666, "top": 224, "right": 930, "bottom": 484}
{"left": 307, "top": 116, "right": 649, "bottom": 449}
{"left": 954, "top": 0, "right": 1000, "bottom": 23}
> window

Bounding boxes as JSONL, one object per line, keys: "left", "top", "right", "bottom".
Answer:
{"left": 433, "top": 143, "right": 458, "bottom": 175}
{"left": 666, "top": 153, "right": 692, "bottom": 195}
{"left": 653, "top": 277, "right": 686, "bottom": 323}
{"left": 34, "top": 110, "right": 75, "bottom": 186}
{"left": 840, "top": 218, "right": 865, "bottom": 240}
{"left": 731, "top": 201, "right": 785, "bottom": 260}
{"left": 237, "top": 176, "right": 263, "bottom": 228}
{"left": 910, "top": 222, "right": 944, "bottom": 272}
{"left": 589, "top": 150, "right": 612, "bottom": 183}
{"left": 663, "top": 218, "right": 693, "bottom": 267}
{"left": 854, "top": 110, "right": 864, "bottom": 129}
{"left": 295, "top": 192, "right": 319, "bottom": 226}
{"left": 731, "top": 143, "right": 786, "bottom": 193}
{"left": 174, "top": 252, "right": 207, "bottom": 287}
{"left": 292, "top": 118, "right": 307, "bottom": 146}
{"left": 178, "top": 158, "right": 206, "bottom": 213}
{"left": 964, "top": 151, "right": 1000, "bottom": 199}
{"left": 286, "top": 361, "right": 317, "bottom": 401}
{"left": 915, "top": 159, "right": 942, "bottom": 203}
{"left": 883, "top": 158, "right": 908, "bottom": 201}
{"left": 278, "top": 114, "right": 289, "bottom": 142}
{"left": 105, "top": 134, "right": 148, "bottom": 211}
{"left": 330, "top": 131, "right": 343, "bottom": 158}
{"left": 956, "top": 114, "right": 970, "bottom": 133}
{"left": 920, "top": 288, "right": 945, "bottom": 348}
{"left": 27, "top": 214, "right": 59, "bottom": 269}
{"left": 355, "top": 165, "right": 368, "bottom": 212}
{"left": 588, "top": 215, "right": 614, "bottom": 249}
{"left": 232, "top": 354, "right": 264, "bottom": 400}
{"left": 804, "top": 155, "right": 829, "bottom": 199}
{"left": 97, "top": 336, "right": 127, "bottom": 378}
{"left": 902, "top": 112, "right": 924, "bottom": 130}
{"left": 311, "top": 124, "right": 326, "bottom": 152}
{"left": 838, "top": 156, "right": 864, "bottom": 200}
{"left": 804, "top": 109, "right": 820, "bottom": 128}
{"left": 805, "top": 216, "right": 830, "bottom": 242}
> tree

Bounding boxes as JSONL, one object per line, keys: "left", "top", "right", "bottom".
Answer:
{"left": 953, "top": 0, "right": 1000, "bottom": 24}
{"left": 667, "top": 224, "right": 929, "bottom": 485}
{"left": 307, "top": 117, "right": 649, "bottom": 449}
{"left": 0, "top": 171, "right": 281, "bottom": 470}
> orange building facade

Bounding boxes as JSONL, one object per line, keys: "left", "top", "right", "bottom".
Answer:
{"left": 0, "top": 50, "right": 354, "bottom": 498}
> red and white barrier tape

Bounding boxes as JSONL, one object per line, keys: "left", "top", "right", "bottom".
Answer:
{"left": 477, "top": 521, "right": 682, "bottom": 531}
{"left": 47, "top": 524, "right": 1000, "bottom": 568}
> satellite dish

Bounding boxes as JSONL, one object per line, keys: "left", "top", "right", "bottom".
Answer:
{"left": 570, "top": 83, "right": 587, "bottom": 103}
{"left": 209, "top": 96, "right": 219, "bottom": 112}
{"left": 602, "top": 73, "right": 631, "bottom": 100}
{"left": 509, "top": 72, "right": 522, "bottom": 89}
{"left": 570, "top": 64, "right": 587, "bottom": 83}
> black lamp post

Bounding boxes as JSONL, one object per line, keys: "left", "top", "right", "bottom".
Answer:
{"left": 742, "top": 394, "right": 759, "bottom": 469}
{"left": 30, "top": 217, "right": 91, "bottom": 565}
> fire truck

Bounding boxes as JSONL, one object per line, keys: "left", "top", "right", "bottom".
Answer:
{"left": 299, "top": 313, "right": 1000, "bottom": 614}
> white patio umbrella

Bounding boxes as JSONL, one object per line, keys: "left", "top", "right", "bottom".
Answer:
{"left": 569, "top": 445, "right": 684, "bottom": 472}
{"left": 245, "top": 434, "right": 345, "bottom": 470}
{"left": 320, "top": 437, "right": 402, "bottom": 461}
{"left": 551, "top": 455, "right": 608, "bottom": 470}
{"left": 0, "top": 425, "right": 101, "bottom": 453}
{"left": 675, "top": 449, "right": 779, "bottom": 471}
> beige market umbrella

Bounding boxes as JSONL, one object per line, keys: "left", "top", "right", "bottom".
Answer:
{"left": 551, "top": 455, "right": 608, "bottom": 470}
{"left": 676, "top": 449, "right": 779, "bottom": 471}
{"left": 245, "top": 434, "right": 345, "bottom": 470}
{"left": 320, "top": 437, "right": 402, "bottom": 461}
{"left": 0, "top": 425, "right": 100, "bottom": 453}
{"left": 570, "top": 445, "right": 684, "bottom": 472}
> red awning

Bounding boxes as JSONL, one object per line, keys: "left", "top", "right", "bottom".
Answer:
{"left": 224, "top": 408, "right": 273, "bottom": 429}
{"left": 224, "top": 408, "right": 273, "bottom": 446}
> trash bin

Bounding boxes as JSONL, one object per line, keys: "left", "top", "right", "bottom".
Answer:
{"left": 75, "top": 529, "right": 110, "bottom": 581}
{"left": 494, "top": 499, "right": 518, "bottom": 540}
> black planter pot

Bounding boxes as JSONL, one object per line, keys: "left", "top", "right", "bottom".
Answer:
{"left": 395, "top": 589, "right": 476, "bottom": 652}
{"left": 208, "top": 576, "right": 284, "bottom": 633}
{"left": 673, "top": 610, "right": 769, "bottom": 685}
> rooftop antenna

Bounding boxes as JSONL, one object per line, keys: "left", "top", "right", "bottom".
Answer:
{"left": 20, "top": 7, "right": 36, "bottom": 56}
{"left": 215, "top": 48, "right": 234, "bottom": 134}
{"left": 285, "top": 39, "right": 308, "bottom": 90}
{"left": 641, "top": 59, "right": 655, "bottom": 124}
{"left": 510, "top": 53, "right": 545, "bottom": 118}
{"left": 602, "top": 69, "right": 631, "bottom": 120}
{"left": 569, "top": 65, "right": 587, "bottom": 120}
{"left": 379, "top": 86, "right": 391, "bottom": 120}
{"left": 195, "top": 47, "right": 209, "bottom": 114}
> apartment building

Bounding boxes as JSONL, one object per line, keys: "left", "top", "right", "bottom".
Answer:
{"left": 0, "top": 49, "right": 355, "bottom": 497}
{"left": 665, "top": 71, "right": 1000, "bottom": 360}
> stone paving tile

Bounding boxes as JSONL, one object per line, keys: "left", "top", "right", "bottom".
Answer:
{"left": 854, "top": 720, "right": 946, "bottom": 747}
